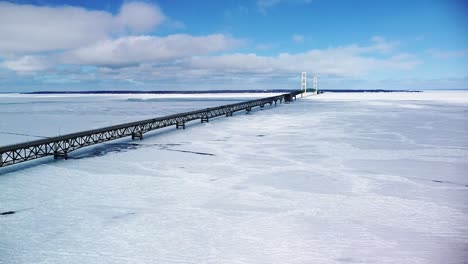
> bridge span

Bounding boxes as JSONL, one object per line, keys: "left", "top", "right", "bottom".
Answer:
{"left": 0, "top": 90, "right": 303, "bottom": 168}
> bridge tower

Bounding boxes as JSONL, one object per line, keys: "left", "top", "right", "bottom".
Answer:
{"left": 312, "top": 76, "right": 318, "bottom": 94}
{"left": 301, "top": 72, "right": 307, "bottom": 93}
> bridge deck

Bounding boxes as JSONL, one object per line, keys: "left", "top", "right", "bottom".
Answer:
{"left": 0, "top": 91, "right": 302, "bottom": 168}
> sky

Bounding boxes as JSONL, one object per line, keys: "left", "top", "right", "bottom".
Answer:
{"left": 0, "top": 0, "right": 467, "bottom": 92}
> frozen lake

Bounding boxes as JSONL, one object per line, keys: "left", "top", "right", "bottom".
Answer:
{"left": 0, "top": 93, "right": 280, "bottom": 146}
{"left": 1, "top": 91, "right": 467, "bottom": 263}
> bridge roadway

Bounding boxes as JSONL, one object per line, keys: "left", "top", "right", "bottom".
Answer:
{"left": 0, "top": 90, "right": 302, "bottom": 168}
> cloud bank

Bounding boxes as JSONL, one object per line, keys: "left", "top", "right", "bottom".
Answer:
{"left": 0, "top": 1, "right": 164, "bottom": 55}
{"left": 0, "top": 1, "right": 433, "bottom": 91}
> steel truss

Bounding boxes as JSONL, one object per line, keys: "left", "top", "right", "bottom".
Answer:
{"left": 0, "top": 91, "right": 302, "bottom": 168}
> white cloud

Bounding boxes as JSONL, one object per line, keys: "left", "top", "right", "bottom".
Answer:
{"left": 2, "top": 36, "right": 417, "bottom": 81}
{"left": 179, "top": 37, "right": 416, "bottom": 78}
{"left": 116, "top": 2, "right": 165, "bottom": 34}
{"left": 426, "top": 49, "right": 468, "bottom": 59}
{"left": 292, "top": 34, "right": 304, "bottom": 43}
{"left": 2, "top": 55, "right": 53, "bottom": 72}
{"left": 257, "top": 0, "right": 312, "bottom": 13}
{"left": 255, "top": 43, "right": 273, "bottom": 50}
{"left": 369, "top": 36, "right": 399, "bottom": 53}
{"left": 187, "top": 46, "right": 418, "bottom": 78}
{"left": 62, "top": 34, "right": 242, "bottom": 67}
{"left": 63, "top": 38, "right": 417, "bottom": 89}
{"left": 257, "top": 0, "right": 281, "bottom": 11}
{"left": 0, "top": 1, "right": 165, "bottom": 55}
{"left": 0, "top": 13, "right": 419, "bottom": 91}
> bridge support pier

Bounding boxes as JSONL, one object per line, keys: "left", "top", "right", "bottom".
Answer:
{"left": 54, "top": 151, "right": 68, "bottom": 160}
{"left": 246, "top": 107, "right": 251, "bottom": 113}
{"left": 226, "top": 112, "right": 233, "bottom": 117}
{"left": 260, "top": 104, "right": 264, "bottom": 109}
{"left": 176, "top": 122, "right": 185, "bottom": 129}
{"left": 201, "top": 116, "right": 209, "bottom": 123}
{"left": 132, "top": 131, "right": 143, "bottom": 140}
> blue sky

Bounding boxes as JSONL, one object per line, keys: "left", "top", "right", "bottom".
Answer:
{"left": 0, "top": 0, "right": 467, "bottom": 92}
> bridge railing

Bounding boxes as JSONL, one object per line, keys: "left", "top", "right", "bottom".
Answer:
{"left": 0, "top": 91, "right": 302, "bottom": 168}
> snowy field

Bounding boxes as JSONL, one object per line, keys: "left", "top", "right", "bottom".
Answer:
{"left": 1, "top": 91, "right": 467, "bottom": 263}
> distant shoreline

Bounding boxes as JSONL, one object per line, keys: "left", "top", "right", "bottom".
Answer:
{"left": 19, "top": 89, "right": 423, "bottom": 95}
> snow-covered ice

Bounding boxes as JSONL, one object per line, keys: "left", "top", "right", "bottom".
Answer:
{"left": 1, "top": 91, "right": 467, "bottom": 263}
{"left": 0, "top": 93, "right": 281, "bottom": 146}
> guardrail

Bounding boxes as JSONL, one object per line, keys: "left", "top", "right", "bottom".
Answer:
{"left": 0, "top": 90, "right": 303, "bottom": 168}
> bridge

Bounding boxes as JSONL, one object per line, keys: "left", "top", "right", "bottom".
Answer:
{"left": 0, "top": 90, "right": 303, "bottom": 168}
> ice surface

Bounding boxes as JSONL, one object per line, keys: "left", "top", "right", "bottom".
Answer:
{"left": 0, "top": 93, "right": 281, "bottom": 146}
{"left": 1, "top": 91, "right": 467, "bottom": 263}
